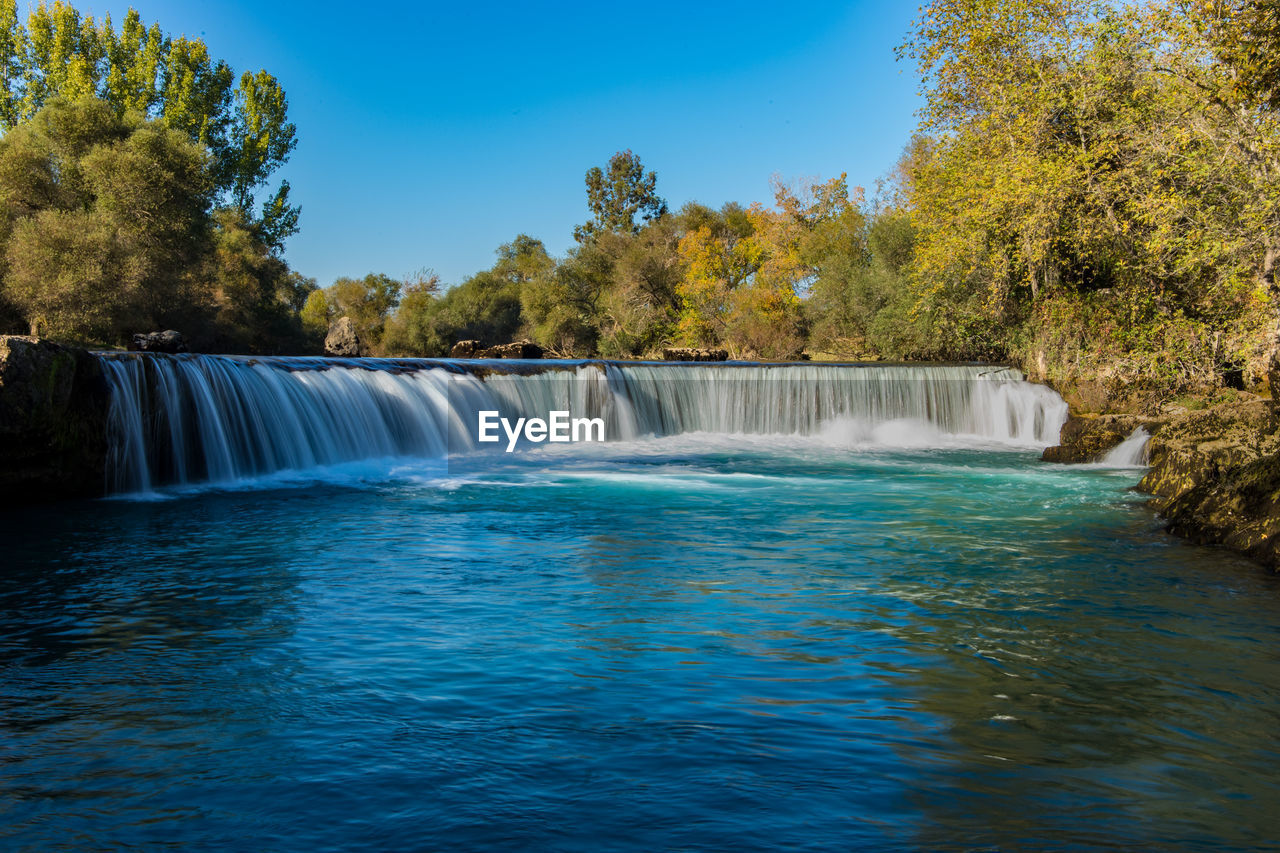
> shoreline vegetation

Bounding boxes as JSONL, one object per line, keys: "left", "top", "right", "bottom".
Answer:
{"left": 0, "top": 1, "right": 1279, "bottom": 568}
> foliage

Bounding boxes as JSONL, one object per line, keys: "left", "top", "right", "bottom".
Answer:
{"left": 574, "top": 150, "right": 668, "bottom": 242}
{"left": 204, "top": 208, "right": 315, "bottom": 353}
{"left": 0, "top": 0, "right": 298, "bottom": 244}
{"left": 0, "top": 97, "right": 211, "bottom": 339}
{"left": 375, "top": 160, "right": 924, "bottom": 364}
{"left": 0, "top": 96, "right": 306, "bottom": 349}
{"left": 300, "top": 288, "right": 329, "bottom": 342}
{"left": 895, "top": 0, "right": 1280, "bottom": 391}
{"left": 384, "top": 239, "right": 546, "bottom": 357}
{"left": 317, "top": 273, "right": 401, "bottom": 353}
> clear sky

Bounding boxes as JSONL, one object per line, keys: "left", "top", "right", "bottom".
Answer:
{"left": 84, "top": 0, "right": 923, "bottom": 287}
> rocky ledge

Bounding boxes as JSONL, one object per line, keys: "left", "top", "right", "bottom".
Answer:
{"left": 1137, "top": 399, "right": 1280, "bottom": 569}
{"left": 1042, "top": 396, "right": 1280, "bottom": 570}
{"left": 0, "top": 335, "right": 110, "bottom": 503}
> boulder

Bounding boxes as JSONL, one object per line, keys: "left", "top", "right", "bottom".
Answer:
{"left": 0, "top": 336, "right": 110, "bottom": 503}
{"left": 661, "top": 347, "right": 729, "bottom": 362}
{"left": 325, "top": 317, "right": 363, "bottom": 357}
{"left": 451, "top": 340, "right": 483, "bottom": 358}
{"left": 129, "top": 330, "right": 188, "bottom": 353}
{"left": 479, "top": 340, "right": 543, "bottom": 359}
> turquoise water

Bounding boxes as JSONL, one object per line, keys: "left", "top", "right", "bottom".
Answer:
{"left": 2, "top": 436, "right": 1279, "bottom": 851}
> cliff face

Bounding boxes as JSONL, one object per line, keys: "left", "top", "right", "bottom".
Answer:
{"left": 0, "top": 336, "right": 110, "bottom": 503}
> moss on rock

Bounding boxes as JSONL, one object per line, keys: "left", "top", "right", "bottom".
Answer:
{"left": 1136, "top": 398, "right": 1280, "bottom": 569}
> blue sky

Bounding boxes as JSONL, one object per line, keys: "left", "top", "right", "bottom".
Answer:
{"left": 86, "top": 0, "right": 923, "bottom": 287}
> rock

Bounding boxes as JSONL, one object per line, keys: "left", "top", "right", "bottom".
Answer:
{"left": 451, "top": 339, "right": 544, "bottom": 359}
{"left": 661, "top": 347, "right": 729, "bottom": 362}
{"left": 325, "top": 317, "right": 363, "bottom": 357}
{"left": 1136, "top": 398, "right": 1280, "bottom": 569}
{"left": 1041, "top": 414, "right": 1148, "bottom": 463}
{"left": 0, "top": 336, "right": 109, "bottom": 503}
{"left": 1036, "top": 389, "right": 1280, "bottom": 570}
{"left": 480, "top": 340, "right": 543, "bottom": 359}
{"left": 129, "top": 330, "right": 188, "bottom": 353}
{"left": 1055, "top": 379, "right": 1110, "bottom": 414}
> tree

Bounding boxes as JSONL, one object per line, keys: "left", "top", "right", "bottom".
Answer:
{"left": 325, "top": 273, "right": 402, "bottom": 352}
{"left": 0, "top": 0, "right": 299, "bottom": 248}
{"left": 574, "top": 149, "right": 668, "bottom": 242}
{"left": 6, "top": 208, "right": 121, "bottom": 338}
{"left": 0, "top": 0, "right": 22, "bottom": 127}
{"left": 204, "top": 208, "right": 312, "bottom": 353}
{"left": 675, "top": 206, "right": 761, "bottom": 347}
{"left": 102, "top": 9, "right": 164, "bottom": 116}
{"left": 0, "top": 95, "right": 308, "bottom": 349}
{"left": 0, "top": 97, "right": 214, "bottom": 340}
{"left": 594, "top": 214, "right": 684, "bottom": 357}
{"left": 225, "top": 69, "right": 297, "bottom": 245}
{"left": 521, "top": 242, "right": 609, "bottom": 355}
{"left": 380, "top": 269, "right": 442, "bottom": 356}
{"left": 300, "top": 287, "right": 330, "bottom": 342}
{"left": 898, "top": 0, "right": 1280, "bottom": 383}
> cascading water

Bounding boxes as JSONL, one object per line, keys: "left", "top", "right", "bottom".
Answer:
{"left": 97, "top": 354, "right": 1069, "bottom": 494}
{"left": 1100, "top": 426, "right": 1151, "bottom": 467}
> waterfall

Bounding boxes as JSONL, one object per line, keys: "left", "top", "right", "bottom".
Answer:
{"left": 97, "top": 355, "right": 1069, "bottom": 493}
{"left": 1100, "top": 427, "right": 1151, "bottom": 468}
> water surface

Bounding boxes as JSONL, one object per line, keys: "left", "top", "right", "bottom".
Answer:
{"left": 2, "top": 436, "right": 1278, "bottom": 851}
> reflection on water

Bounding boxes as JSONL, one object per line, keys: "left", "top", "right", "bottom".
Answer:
{"left": 1, "top": 440, "right": 1278, "bottom": 851}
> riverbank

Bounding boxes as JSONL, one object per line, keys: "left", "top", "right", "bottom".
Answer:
{"left": 1037, "top": 376, "right": 1280, "bottom": 570}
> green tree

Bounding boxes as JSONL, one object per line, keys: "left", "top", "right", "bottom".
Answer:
{"left": 574, "top": 149, "right": 668, "bottom": 242}
{"left": 205, "top": 208, "right": 312, "bottom": 352}
{"left": 899, "top": 0, "right": 1280, "bottom": 384}
{"left": 102, "top": 9, "right": 164, "bottom": 116}
{"left": 0, "top": 97, "right": 214, "bottom": 340}
{"left": 521, "top": 245, "right": 608, "bottom": 355}
{"left": 0, "top": 0, "right": 299, "bottom": 247}
{"left": 225, "top": 69, "right": 297, "bottom": 245}
{"left": 300, "top": 287, "right": 330, "bottom": 342}
{"left": 0, "top": 95, "right": 307, "bottom": 349}
{"left": 324, "top": 273, "right": 402, "bottom": 352}
{"left": 6, "top": 208, "right": 121, "bottom": 338}
{"left": 0, "top": 0, "right": 22, "bottom": 127}
{"left": 594, "top": 215, "right": 683, "bottom": 357}
{"left": 379, "top": 269, "right": 442, "bottom": 356}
